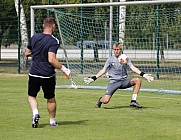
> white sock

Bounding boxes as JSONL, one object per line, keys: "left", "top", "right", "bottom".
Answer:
{"left": 33, "top": 109, "right": 39, "bottom": 117}
{"left": 50, "top": 118, "right": 56, "bottom": 124}
{"left": 131, "top": 94, "right": 137, "bottom": 101}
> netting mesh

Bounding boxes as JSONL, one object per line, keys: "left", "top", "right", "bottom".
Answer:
{"left": 32, "top": 2, "right": 181, "bottom": 94}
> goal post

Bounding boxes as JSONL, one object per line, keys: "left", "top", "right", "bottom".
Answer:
{"left": 54, "top": 11, "right": 77, "bottom": 88}
{"left": 30, "top": 0, "right": 181, "bottom": 94}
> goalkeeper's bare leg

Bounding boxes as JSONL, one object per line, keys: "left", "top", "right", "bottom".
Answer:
{"left": 95, "top": 95, "right": 112, "bottom": 108}
{"left": 95, "top": 78, "right": 142, "bottom": 108}
{"left": 129, "top": 78, "right": 142, "bottom": 108}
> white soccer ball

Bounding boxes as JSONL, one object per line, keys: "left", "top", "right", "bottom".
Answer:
{"left": 118, "top": 54, "right": 129, "bottom": 64}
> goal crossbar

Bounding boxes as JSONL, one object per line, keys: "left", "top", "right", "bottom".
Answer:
{"left": 31, "top": 0, "right": 181, "bottom": 9}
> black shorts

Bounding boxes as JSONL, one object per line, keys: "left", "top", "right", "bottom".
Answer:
{"left": 28, "top": 75, "right": 56, "bottom": 99}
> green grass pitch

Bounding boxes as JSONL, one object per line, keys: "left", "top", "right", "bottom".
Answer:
{"left": 0, "top": 74, "right": 181, "bottom": 140}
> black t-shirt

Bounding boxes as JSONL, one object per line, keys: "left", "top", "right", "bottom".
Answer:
{"left": 27, "top": 33, "right": 59, "bottom": 77}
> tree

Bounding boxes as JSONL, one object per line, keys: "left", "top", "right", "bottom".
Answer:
{"left": 14, "top": 0, "right": 28, "bottom": 70}
{"left": 0, "top": 1, "right": 17, "bottom": 45}
{"left": 119, "top": 0, "right": 126, "bottom": 44}
{"left": 0, "top": 0, "right": 17, "bottom": 60}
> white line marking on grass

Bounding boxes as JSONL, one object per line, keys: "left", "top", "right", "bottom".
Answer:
{"left": 119, "top": 95, "right": 181, "bottom": 101}
{"left": 73, "top": 91, "right": 181, "bottom": 101}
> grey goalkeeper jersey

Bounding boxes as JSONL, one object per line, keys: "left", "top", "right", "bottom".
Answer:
{"left": 104, "top": 55, "right": 132, "bottom": 83}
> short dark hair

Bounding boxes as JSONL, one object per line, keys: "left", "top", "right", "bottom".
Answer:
{"left": 43, "top": 17, "right": 55, "bottom": 26}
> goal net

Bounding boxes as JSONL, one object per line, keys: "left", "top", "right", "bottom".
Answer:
{"left": 31, "top": 0, "right": 181, "bottom": 94}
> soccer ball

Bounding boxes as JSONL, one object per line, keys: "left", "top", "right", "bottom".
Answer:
{"left": 118, "top": 54, "right": 129, "bottom": 64}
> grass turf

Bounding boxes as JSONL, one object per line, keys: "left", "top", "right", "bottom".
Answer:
{"left": 0, "top": 74, "right": 181, "bottom": 140}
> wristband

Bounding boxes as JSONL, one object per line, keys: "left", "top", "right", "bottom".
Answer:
{"left": 61, "top": 65, "right": 66, "bottom": 71}
{"left": 140, "top": 72, "right": 145, "bottom": 77}
{"left": 91, "top": 76, "right": 97, "bottom": 81}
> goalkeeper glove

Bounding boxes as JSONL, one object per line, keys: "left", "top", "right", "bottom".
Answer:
{"left": 140, "top": 72, "right": 154, "bottom": 82}
{"left": 84, "top": 76, "right": 97, "bottom": 84}
{"left": 61, "top": 65, "right": 70, "bottom": 79}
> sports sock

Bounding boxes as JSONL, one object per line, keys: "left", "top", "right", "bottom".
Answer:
{"left": 50, "top": 118, "right": 56, "bottom": 124}
{"left": 99, "top": 97, "right": 102, "bottom": 103}
{"left": 131, "top": 94, "right": 137, "bottom": 101}
{"left": 33, "top": 109, "right": 39, "bottom": 117}
{"left": 97, "top": 97, "right": 102, "bottom": 106}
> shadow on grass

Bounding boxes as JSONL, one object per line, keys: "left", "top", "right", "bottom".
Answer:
{"left": 103, "top": 106, "right": 154, "bottom": 109}
{"left": 40, "top": 120, "right": 88, "bottom": 128}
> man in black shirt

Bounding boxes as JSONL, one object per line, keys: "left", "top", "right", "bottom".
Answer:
{"left": 25, "top": 17, "right": 70, "bottom": 128}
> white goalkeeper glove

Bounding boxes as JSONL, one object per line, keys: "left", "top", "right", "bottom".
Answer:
{"left": 140, "top": 72, "right": 154, "bottom": 82}
{"left": 61, "top": 65, "right": 71, "bottom": 79}
{"left": 84, "top": 76, "right": 97, "bottom": 84}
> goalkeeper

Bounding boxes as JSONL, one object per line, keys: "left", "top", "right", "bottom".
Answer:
{"left": 84, "top": 43, "right": 153, "bottom": 108}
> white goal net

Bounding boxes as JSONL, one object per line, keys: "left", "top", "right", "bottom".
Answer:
{"left": 31, "top": 0, "right": 181, "bottom": 94}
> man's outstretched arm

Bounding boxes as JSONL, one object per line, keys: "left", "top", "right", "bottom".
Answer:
{"left": 130, "top": 65, "right": 154, "bottom": 82}
{"left": 84, "top": 67, "right": 107, "bottom": 84}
